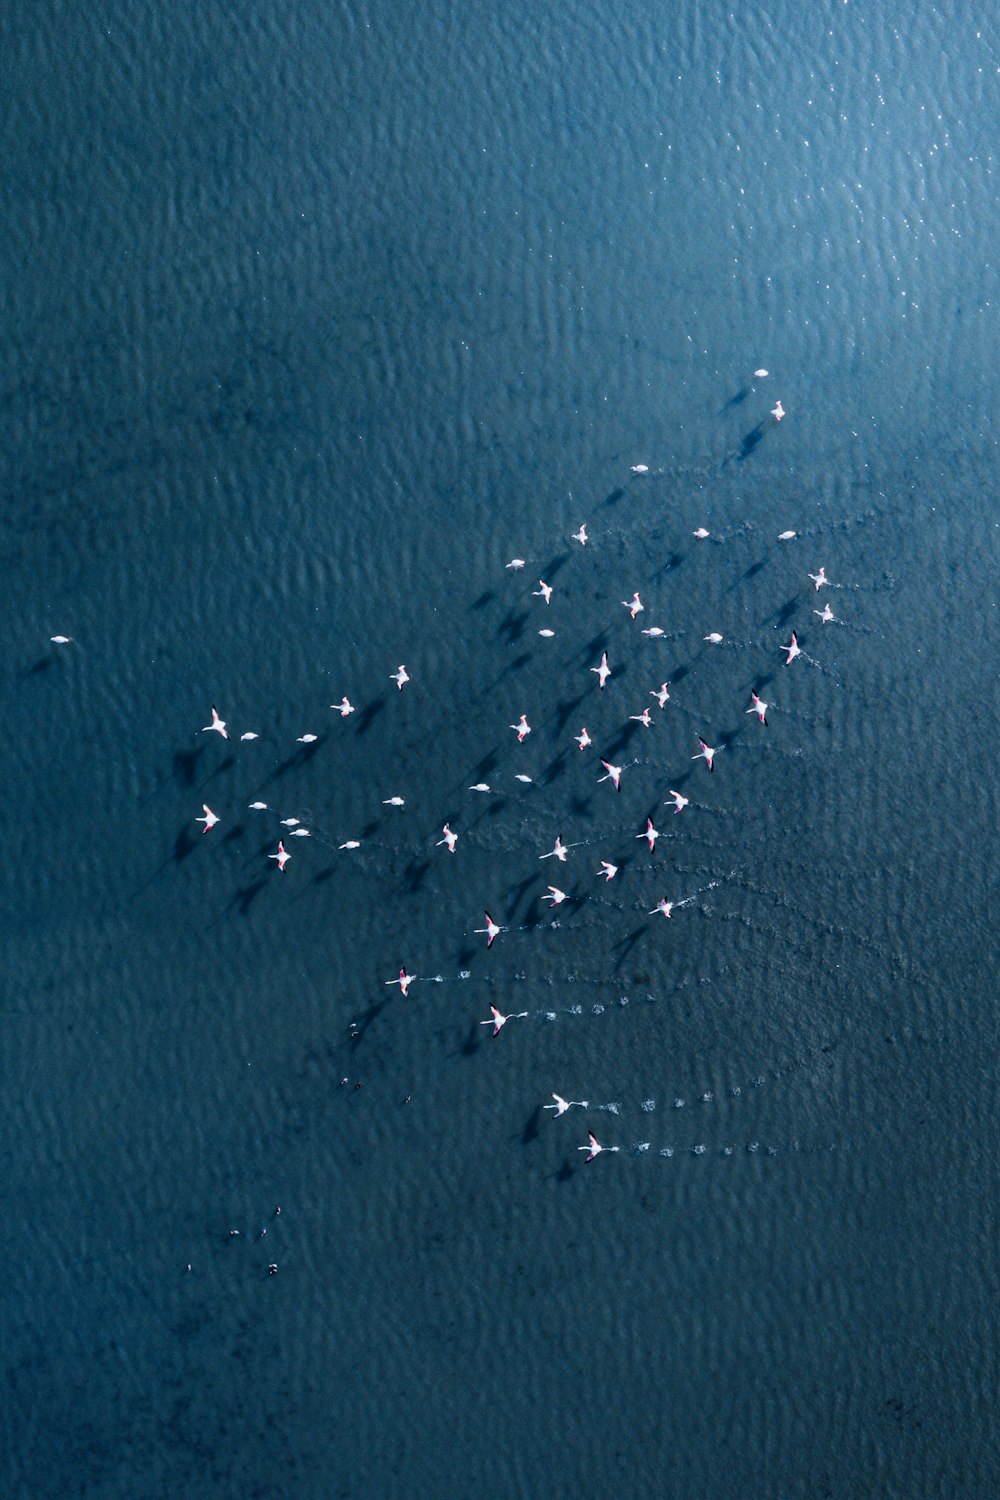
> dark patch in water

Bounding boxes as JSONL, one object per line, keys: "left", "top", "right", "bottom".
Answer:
{"left": 355, "top": 695, "right": 387, "bottom": 736}
{"left": 173, "top": 825, "right": 199, "bottom": 863}
{"left": 172, "top": 746, "right": 204, "bottom": 786}
{"left": 229, "top": 878, "right": 267, "bottom": 916}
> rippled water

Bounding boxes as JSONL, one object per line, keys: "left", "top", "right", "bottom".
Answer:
{"left": 2, "top": 2, "right": 998, "bottom": 1495}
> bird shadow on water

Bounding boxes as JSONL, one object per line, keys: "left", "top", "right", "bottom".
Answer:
{"left": 402, "top": 858, "right": 431, "bottom": 895}
{"left": 726, "top": 421, "right": 767, "bottom": 465}
{"left": 550, "top": 693, "right": 585, "bottom": 735}
{"left": 716, "top": 384, "right": 751, "bottom": 416}
{"left": 172, "top": 746, "right": 205, "bottom": 787}
{"left": 262, "top": 737, "right": 327, "bottom": 784}
{"left": 349, "top": 1000, "right": 387, "bottom": 1051}
{"left": 173, "top": 825, "right": 199, "bottom": 863}
{"left": 580, "top": 630, "right": 610, "bottom": 664}
{"left": 203, "top": 753, "right": 237, "bottom": 785}
{"left": 554, "top": 1158, "right": 577, "bottom": 1183}
{"left": 603, "top": 720, "right": 641, "bottom": 759}
{"left": 612, "top": 923, "right": 650, "bottom": 968}
{"left": 651, "top": 550, "right": 685, "bottom": 581}
{"left": 732, "top": 557, "right": 768, "bottom": 589}
{"left": 542, "top": 750, "right": 568, "bottom": 786}
{"left": 540, "top": 552, "right": 571, "bottom": 582}
{"left": 763, "top": 595, "right": 800, "bottom": 630}
{"left": 225, "top": 877, "right": 267, "bottom": 916}
{"left": 19, "top": 656, "right": 54, "bottom": 681}
{"left": 488, "top": 651, "right": 532, "bottom": 690}
{"left": 498, "top": 609, "right": 528, "bottom": 644}
{"left": 355, "top": 696, "right": 387, "bottom": 736}
{"left": 521, "top": 903, "right": 546, "bottom": 935}
{"left": 460, "top": 748, "right": 498, "bottom": 791}
{"left": 602, "top": 487, "right": 626, "bottom": 509}
{"left": 469, "top": 589, "right": 496, "bottom": 612}
{"left": 520, "top": 1105, "right": 543, "bottom": 1145}
{"left": 458, "top": 1021, "right": 481, "bottom": 1058}
{"left": 505, "top": 871, "right": 541, "bottom": 910}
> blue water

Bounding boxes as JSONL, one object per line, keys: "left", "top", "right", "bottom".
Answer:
{"left": 2, "top": 2, "right": 998, "bottom": 1495}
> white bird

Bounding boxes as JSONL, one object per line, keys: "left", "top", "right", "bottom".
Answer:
{"left": 665, "top": 789, "right": 688, "bottom": 815}
{"left": 579, "top": 1132, "right": 617, "bottom": 1161}
{"left": 339, "top": 840, "right": 361, "bottom": 850}
{"left": 280, "top": 818, "right": 300, "bottom": 827}
{"left": 506, "top": 558, "right": 526, "bottom": 570}
{"left": 575, "top": 727, "right": 592, "bottom": 751}
{"left": 533, "top": 580, "right": 553, "bottom": 604}
{"left": 592, "top": 652, "right": 611, "bottom": 689}
{"left": 469, "top": 783, "right": 492, "bottom": 793}
{"left": 782, "top": 632, "right": 802, "bottom": 665}
{"left": 392, "top": 665, "right": 410, "bottom": 690}
{"left": 540, "top": 836, "right": 568, "bottom": 862}
{"left": 240, "top": 732, "right": 260, "bottom": 741}
{"left": 641, "top": 626, "right": 666, "bottom": 638}
{"left": 511, "top": 714, "right": 531, "bottom": 742}
{"left": 382, "top": 796, "right": 405, "bottom": 807}
{"left": 754, "top": 368, "right": 769, "bottom": 378}
{"left": 572, "top": 524, "right": 588, "bottom": 545}
{"left": 808, "top": 567, "right": 829, "bottom": 591}
{"left": 747, "top": 692, "right": 768, "bottom": 725}
{"left": 703, "top": 632, "right": 724, "bottom": 645}
{"left": 202, "top": 706, "right": 228, "bottom": 739}
{"left": 778, "top": 530, "right": 796, "bottom": 542}
{"left": 514, "top": 773, "right": 533, "bottom": 783}
{"left": 771, "top": 400, "right": 785, "bottom": 421}
{"left": 692, "top": 527, "right": 710, "bottom": 539}
{"left": 599, "top": 759, "right": 623, "bottom": 791}
{"left": 480, "top": 1005, "right": 528, "bottom": 1037}
{"left": 597, "top": 861, "right": 618, "bottom": 881}
{"left": 296, "top": 734, "right": 318, "bottom": 744}
{"left": 385, "top": 967, "right": 413, "bottom": 996}
{"left": 50, "top": 635, "right": 72, "bottom": 644}
{"left": 248, "top": 801, "right": 268, "bottom": 810}
{"left": 542, "top": 886, "right": 567, "bottom": 906}
{"left": 649, "top": 897, "right": 674, "bottom": 918}
{"left": 332, "top": 697, "right": 355, "bottom": 717}
{"left": 638, "top": 817, "right": 659, "bottom": 851}
{"left": 269, "top": 841, "right": 291, "bottom": 872}
{"left": 630, "top": 464, "right": 649, "bottom": 474}
{"left": 815, "top": 602, "right": 835, "bottom": 623}
{"left": 623, "top": 592, "right": 644, "bottom": 619}
{"left": 651, "top": 682, "right": 671, "bottom": 708}
{"left": 545, "top": 1094, "right": 588, "bottom": 1116}
{"left": 630, "top": 708, "right": 652, "bottom": 728}
{"left": 538, "top": 628, "right": 556, "bottom": 638}
{"left": 475, "top": 911, "right": 503, "bottom": 947}
{"left": 289, "top": 828, "right": 311, "bottom": 837}
{"left": 693, "top": 738, "right": 722, "bottom": 771}
{"left": 196, "top": 805, "right": 219, "bottom": 832}
{"left": 437, "top": 824, "right": 458, "bottom": 853}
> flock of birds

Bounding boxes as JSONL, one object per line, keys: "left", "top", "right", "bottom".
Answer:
{"left": 88, "top": 380, "right": 849, "bottom": 1173}
{"left": 45, "top": 381, "right": 854, "bottom": 1188}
